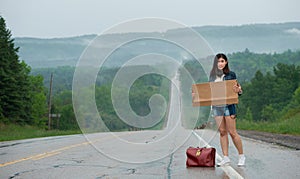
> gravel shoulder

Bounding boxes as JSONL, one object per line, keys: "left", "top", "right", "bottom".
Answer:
{"left": 238, "top": 130, "right": 300, "bottom": 150}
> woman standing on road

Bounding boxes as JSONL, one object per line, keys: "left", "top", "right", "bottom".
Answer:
{"left": 209, "top": 53, "right": 245, "bottom": 167}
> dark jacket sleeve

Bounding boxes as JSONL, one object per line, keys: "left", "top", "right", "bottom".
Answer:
{"left": 227, "top": 71, "right": 236, "bottom": 80}
{"left": 226, "top": 71, "right": 242, "bottom": 96}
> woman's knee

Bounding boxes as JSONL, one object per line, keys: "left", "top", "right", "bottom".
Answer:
{"left": 219, "top": 129, "right": 228, "bottom": 136}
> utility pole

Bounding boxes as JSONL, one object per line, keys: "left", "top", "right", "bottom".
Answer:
{"left": 48, "top": 73, "right": 53, "bottom": 130}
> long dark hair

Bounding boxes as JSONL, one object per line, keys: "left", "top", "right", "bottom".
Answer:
{"left": 209, "top": 53, "right": 230, "bottom": 81}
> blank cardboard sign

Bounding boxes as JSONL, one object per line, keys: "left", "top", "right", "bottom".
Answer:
{"left": 192, "top": 80, "right": 238, "bottom": 106}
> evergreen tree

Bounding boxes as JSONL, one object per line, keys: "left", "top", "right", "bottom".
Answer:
{"left": 241, "top": 63, "right": 300, "bottom": 121}
{"left": 0, "top": 16, "right": 31, "bottom": 123}
{"left": 242, "top": 70, "right": 266, "bottom": 120}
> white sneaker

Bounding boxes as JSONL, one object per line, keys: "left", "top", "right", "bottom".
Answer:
{"left": 238, "top": 155, "right": 246, "bottom": 167}
{"left": 217, "top": 156, "right": 230, "bottom": 167}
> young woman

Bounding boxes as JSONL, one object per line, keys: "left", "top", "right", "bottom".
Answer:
{"left": 209, "top": 53, "right": 245, "bottom": 167}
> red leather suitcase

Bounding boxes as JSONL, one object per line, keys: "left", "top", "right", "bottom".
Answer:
{"left": 186, "top": 147, "right": 216, "bottom": 167}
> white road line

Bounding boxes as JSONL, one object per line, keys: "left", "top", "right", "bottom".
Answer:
{"left": 192, "top": 131, "right": 244, "bottom": 179}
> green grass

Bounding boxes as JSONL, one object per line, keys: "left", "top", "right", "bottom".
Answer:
{"left": 1, "top": 112, "right": 299, "bottom": 142}
{"left": 0, "top": 123, "right": 82, "bottom": 142}
{"left": 237, "top": 112, "right": 300, "bottom": 135}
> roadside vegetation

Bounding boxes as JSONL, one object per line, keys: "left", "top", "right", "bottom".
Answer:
{"left": 237, "top": 112, "right": 300, "bottom": 135}
{"left": 0, "top": 123, "right": 81, "bottom": 141}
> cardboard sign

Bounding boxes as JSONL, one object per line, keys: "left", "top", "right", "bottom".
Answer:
{"left": 192, "top": 80, "right": 238, "bottom": 106}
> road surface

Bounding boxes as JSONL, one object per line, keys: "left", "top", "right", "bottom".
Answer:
{"left": 1, "top": 129, "right": 300, "bottom": 178}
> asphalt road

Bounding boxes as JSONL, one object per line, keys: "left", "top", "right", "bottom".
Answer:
{"left": 1, "top": 129, "right": 300, "bottom": 178}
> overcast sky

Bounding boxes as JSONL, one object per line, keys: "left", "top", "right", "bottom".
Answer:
{"left": 0, "top": 0, "right": 299, "bottom": 38}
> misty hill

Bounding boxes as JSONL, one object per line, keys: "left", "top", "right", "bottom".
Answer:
{"left": 15, "top": 22, "right": 300, "bottom": 68}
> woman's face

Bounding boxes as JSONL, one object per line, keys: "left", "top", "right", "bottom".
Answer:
{"left": 217, "top": 57, "right": 227, "bottom": 70}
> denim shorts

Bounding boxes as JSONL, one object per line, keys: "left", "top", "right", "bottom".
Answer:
{"left": 212, "top": 104, "right": 236, "bottom": 117}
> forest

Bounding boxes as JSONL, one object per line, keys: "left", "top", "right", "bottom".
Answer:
{"left": 1, "top": 15, "right": 300, "bottom": 137}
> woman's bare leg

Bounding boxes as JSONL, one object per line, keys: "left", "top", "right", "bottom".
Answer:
{"left": 224, "top": 115, "right": 244, "bottom": 154}
{"left": 215, "top": 116, "right": 229, "bottom": 156}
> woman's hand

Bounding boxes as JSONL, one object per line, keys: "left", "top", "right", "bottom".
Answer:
{"left": 192, "top": 89, "right": 196, "bottom": 98}
{"left": 233, "top": 83, "right": 242, "bottom": 94}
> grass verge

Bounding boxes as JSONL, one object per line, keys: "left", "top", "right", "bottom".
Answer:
{"left": 1, "top": 112, "right": 299, "bottom": 142}
{"left": 237, "top": 112, "right": 300, "bottom": 135}
{"left": 0, "top": 123, "right": 81, "bottom": 142}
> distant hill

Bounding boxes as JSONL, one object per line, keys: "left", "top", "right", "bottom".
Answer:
{"left": 15, "top": 35, "right": 96, "bottom": 68}
{"left": 194, "top": 22, "right": 300, "bottom": 53}
{"left": 15, "top": 22, "right": 300, "bottom": 68}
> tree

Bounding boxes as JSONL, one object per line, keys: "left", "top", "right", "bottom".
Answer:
{"left": 53, "top": 90, "right": 78, "bottom": 130}
{"left": 242, "top": 70, "right": 267, "bottom": 120}
{"left": 240, "top": 63, "right": 300, "bottom": 121}
{"left": 29, "top": 75, "right": 47, "bottom": 126}
{"left": 0, "top": 16, "right": 40, "bottom": 124}
{"left": 244, "top": 107, "right": 253, "bottom": 121}
{"left": 281, "top": 86, "right": 300, "bottom": 118}
{"left": 261, "top": 105, "right": 278, "bottom": 121}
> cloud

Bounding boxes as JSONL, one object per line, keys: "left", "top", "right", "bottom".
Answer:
{"left": 285, "top": 28, "right": 300, "bottom": 35}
